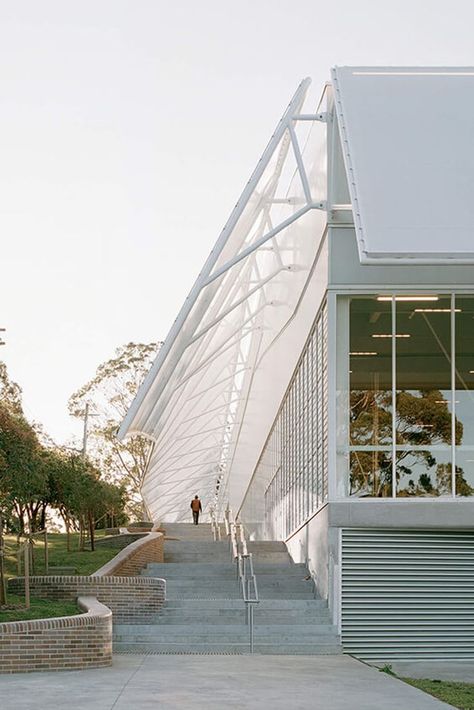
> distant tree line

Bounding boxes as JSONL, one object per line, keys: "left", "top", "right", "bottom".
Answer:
{"left": 0, "top": 363, "right": 127, "bottom": 551}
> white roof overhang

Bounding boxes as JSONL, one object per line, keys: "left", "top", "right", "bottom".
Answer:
{"left": 332, "top": 66, "right": 474, "bottom": 264}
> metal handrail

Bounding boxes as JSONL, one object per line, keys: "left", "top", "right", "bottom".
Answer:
{"left": 225, "top": 507, "right": 259, "bottom": 652}
{"left": 209, "top": 507, "right": 222, "bottom": 541}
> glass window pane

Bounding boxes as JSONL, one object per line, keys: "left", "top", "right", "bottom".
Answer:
{"left": 349, "top": 296, "right": 392, "bottom": 496}
{"left": 350, "top": 450, "right": 392, "bottom": 497}
{"left": 396, "top": 450, "right": 452, "bottom": 496}
{"left": 455, "top": 296, "right": 474, "bottom": 497}
{"left": 396, "top": 295, "right": 452, "bottom": 496}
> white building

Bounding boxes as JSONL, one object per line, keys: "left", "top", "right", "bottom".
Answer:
{"left": 119, "top": 67, "right": 474, "bottom": 660}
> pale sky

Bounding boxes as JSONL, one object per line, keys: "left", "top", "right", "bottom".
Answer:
{"left": 1, "top": 0, "right": 474, "bottom": 443}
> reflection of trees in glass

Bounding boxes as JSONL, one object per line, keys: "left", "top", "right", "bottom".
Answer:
{"left": 396, "top": 390, "right": 461, "bottom": 446}
{"left": 349, "top": 388, "right": 391, "bottom": 496}
{"left": 350, "top": 388, "right": 474, "bottom": 496}
{"left": 350, "top": 390, "right": 392, "bottom": 446}
{"left": 350, "top": 450, "right": 392, "bottom": 496}
{"left": 350, "top": 389, "right": 392, "bottom": 496}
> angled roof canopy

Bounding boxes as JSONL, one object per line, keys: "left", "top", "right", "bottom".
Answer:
{"left": 120, "top": 67, "right": 474, "bottom": 522}
{"left": 118, "top": 78, "right": 328, "bottom": 520}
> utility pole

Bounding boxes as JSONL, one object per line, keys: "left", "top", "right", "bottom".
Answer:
{"left": 82, "top": 402, "right": 90, "bottom": 457}
{"left": 82, "top": 403, "right": 99, "bottom": 458}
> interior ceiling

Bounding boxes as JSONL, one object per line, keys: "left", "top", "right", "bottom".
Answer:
{"left": 350, "top": 296, "right": 474, "bottom": 390}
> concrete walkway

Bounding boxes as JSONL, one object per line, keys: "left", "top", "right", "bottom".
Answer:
{"left": 0, "top": 654, "right": 454, "bottom": 709}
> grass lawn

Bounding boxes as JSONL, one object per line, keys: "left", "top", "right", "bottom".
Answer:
{"left": 0, "top": 595, "right": 79, "bottom": 623}
{"left": 403, "top": 678, "right": 474, "bottom": 710}
{"left": 1, "top": 532, "right": 119, "bottom": 622}
{"left": 3, "top": 531, "right": 118, "bottom": 579}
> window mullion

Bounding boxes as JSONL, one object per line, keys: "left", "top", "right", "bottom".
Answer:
{"left": 451, "top": 292, "right": 456, "bottom": 497}
{"left": 392, "top": 295, "right": 396, "bottom": 498}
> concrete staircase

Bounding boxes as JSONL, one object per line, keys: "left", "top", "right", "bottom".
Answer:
{"left": 113, "top": 523, "right": 342, "bottom": 655}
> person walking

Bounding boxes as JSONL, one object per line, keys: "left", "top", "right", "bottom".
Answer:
{"left": 190, "top": 495, "right": 202, "bottom": 525}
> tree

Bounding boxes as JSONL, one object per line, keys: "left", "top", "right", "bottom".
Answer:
{"left": 68, "top": 342, "right": 162, "bottom": 516}
{"left": 45, "top": 449, "right": 127, "bottom": 551}
{"left": 0, "top": 361, "right": 22, "bottom": 416}
{"left": 0, "top": 404, "right": 48, "bottom": 535}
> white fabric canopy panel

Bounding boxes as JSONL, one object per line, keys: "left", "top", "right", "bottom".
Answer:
{"left": 118, "top": 78, "right": 329, "bottom": 522}
{"left": 333, "top": 66, "right": 474, "bottom": 263}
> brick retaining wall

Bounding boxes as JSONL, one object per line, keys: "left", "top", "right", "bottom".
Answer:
{"left": 8, "top": 574, "right": 165, "bottom": 623}
{"left": 0, "top": 596, "right": 112, "bottom": 673}
{"left": 93, "top": 532, "right": 147, "bottom": 549}
{"left": 94, "top": 531, "right": 164, "bottom": 577}
{"left": 2, "top": 531, "right": 166, "bottom": 672}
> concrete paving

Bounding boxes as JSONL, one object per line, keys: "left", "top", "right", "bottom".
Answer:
{"left": 0, "top": 654, "right": 454, "bottom": 710}
{"left": 383, "top": 661, "right": 474, "bottom": 683}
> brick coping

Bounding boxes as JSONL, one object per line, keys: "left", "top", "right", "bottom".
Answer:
{"left": 0, "top": 595, "right": 111, "bottom": 635}
{"left": 8, "top": 574, "right": 162, "bottom": 586}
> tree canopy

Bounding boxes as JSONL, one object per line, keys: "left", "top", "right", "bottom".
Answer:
{"left": 68, "top": 341, "right": 161, "bottom": 516}
{"left": 0, "top": 361, "right": 127, "bottom": 538}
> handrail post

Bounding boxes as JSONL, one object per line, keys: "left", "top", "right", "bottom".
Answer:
{"left": 226, "top": 508, "right": 259, "bottom": 652}
{"left": 249, "top": 603, "right": 254, "bottom": 653}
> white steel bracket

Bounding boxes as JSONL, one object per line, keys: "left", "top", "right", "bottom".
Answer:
{"left": 293, "top": 112, "right": 329, "bottom": 122}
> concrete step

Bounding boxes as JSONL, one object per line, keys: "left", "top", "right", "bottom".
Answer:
{"left": 161, "top": 598, "right": 328, "bottom": 609}
{"left": 163, "top": 557, "right": 291, "bottom": 565}
{"left": 158, "top": 579, "right": 311, "bottom": 586}
{"left": 143, "top": 568, "right": 309, "bottom": 580}
{"left": 152, "top": 576, "right": 311, "bottom": 584}
{"left": 165, "top": 544, "right": 226, "bottom": 554}
{"left": 164, "top": 590, "right": 316, "bottom": 599}
{"left": 164, "top": 524, "right": 213, "bottom": 529}
{"left": 163, "top": 524, "right": 213, "bottom": 535}
{"left": 165, "top": 593, "right": 316, "bottom": 601}
{"left": 113, "top": 640, "right": 342, "bottom": 655}
{"left": 163, "top": 549, "right": 290, "bottom": 559}
{"left": 248, "top": 541, "right": 287, "bottom": 551}
{"left": 164, "top": 582, "right": 315, "bottom": 593}
{"left": 154, "top": 610, "right": 332, "bottom": 624}
{"left": 114, "top": 623, "right": 338, "bottom": 637}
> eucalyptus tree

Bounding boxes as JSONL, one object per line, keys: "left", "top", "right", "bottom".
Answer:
{"left": 68, "top": 342, "right": 161, "bottom": 515}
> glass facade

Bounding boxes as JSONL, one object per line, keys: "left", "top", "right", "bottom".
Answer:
{"left": 262, "top": 302, "right": 328, "bottom": 539}
{"left": 338, "top": 294, "right": 474, "bottom": 498}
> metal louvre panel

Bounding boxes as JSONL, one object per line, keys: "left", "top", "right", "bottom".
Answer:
{"left": 341, "top": 529, "right": 474, "bottom": 660}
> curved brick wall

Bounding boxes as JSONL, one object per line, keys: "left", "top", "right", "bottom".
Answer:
{"left": 8, "top": 574, "right": 165, "bottom": 624}
{"left": 2, "top": 530, "right": 166, "bottom": 672}
{"left": 0, "top": 596, "right": 112, "bottom": 673}
{"left": 93, "top": 531, "right": 164, "bottom": 577}
{"left": 93, "top": 532, "right": 148, "bottom": 549}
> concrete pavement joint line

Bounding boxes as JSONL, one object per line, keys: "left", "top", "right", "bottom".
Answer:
{"left": 108, "top": 653, "right": 148, "bottom": 710}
